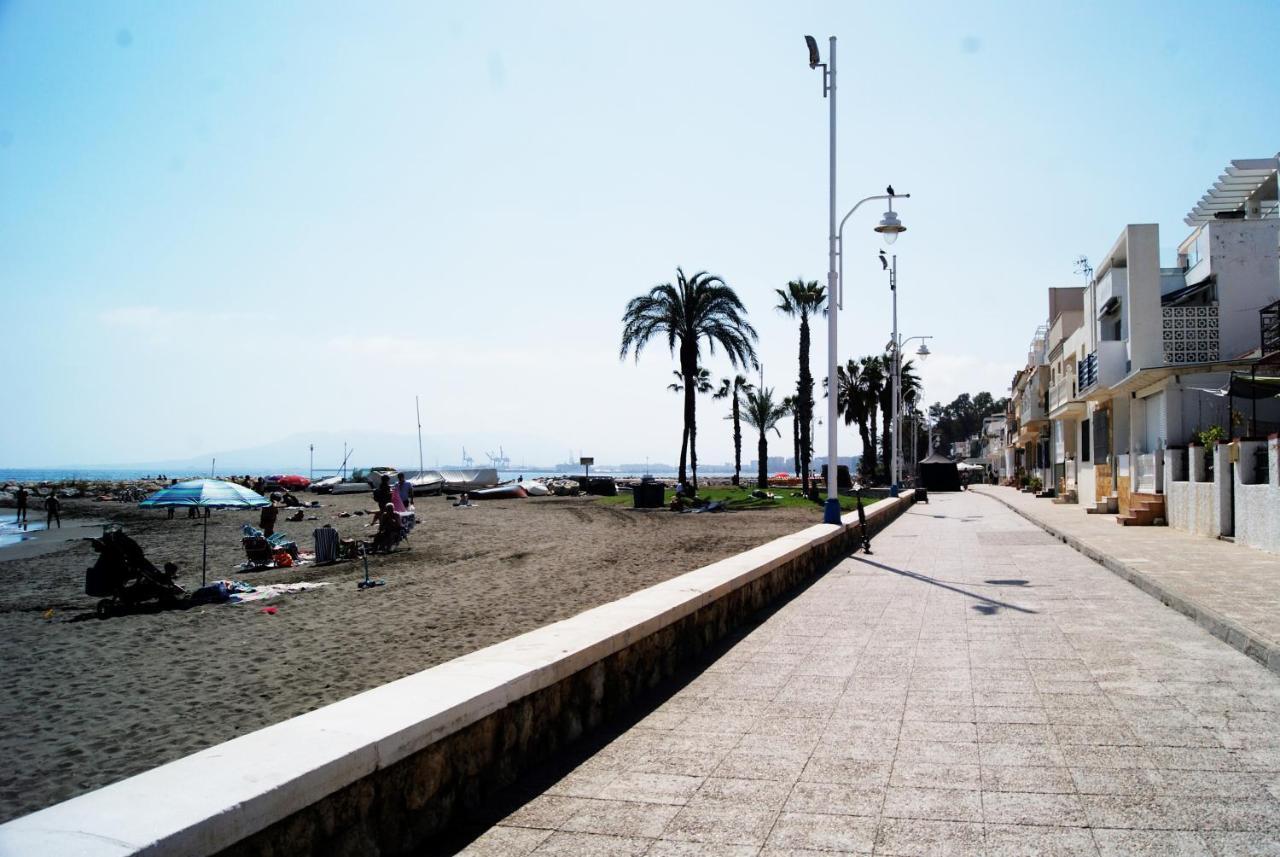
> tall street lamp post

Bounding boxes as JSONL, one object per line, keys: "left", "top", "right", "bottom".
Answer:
{"left": 886, "top": 328, "right": 933, "bottom": 493}
{"left": 807, "top": 36, "right": 911, "bottom": 522}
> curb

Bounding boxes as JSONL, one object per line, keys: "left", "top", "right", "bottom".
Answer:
{"left": 971, "top": 487, "right": 1280, "bottom": 676}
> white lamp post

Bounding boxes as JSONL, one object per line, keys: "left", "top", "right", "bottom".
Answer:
{"left": 807, "top": 34, "right": 909, "bottom": 523}
{"left": 886, "top": 332, "right": 933, "bottom": 492}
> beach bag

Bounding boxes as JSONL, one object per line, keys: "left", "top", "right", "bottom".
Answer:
{"left": 273, "top": 550, "right": 293, "bottom": 568}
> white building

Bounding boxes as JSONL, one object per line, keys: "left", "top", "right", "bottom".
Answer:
{"left": 1065, "top": 156, "right": 1280, "bottom": 525}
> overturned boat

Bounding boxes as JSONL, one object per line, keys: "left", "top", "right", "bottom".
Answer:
{"left": 405, "top": 468, "right": 499, "bottom": 494}
{"left": 471, "top": 484, "right": 528, "bottom": 501}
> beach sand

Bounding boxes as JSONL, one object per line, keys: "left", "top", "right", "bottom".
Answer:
{"left": 0, "top": 489, "right": 819, "bottom": 822}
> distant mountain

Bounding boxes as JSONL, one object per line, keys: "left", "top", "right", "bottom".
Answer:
{"left": 113, "top": 430, "right": 571, "bottom": 474}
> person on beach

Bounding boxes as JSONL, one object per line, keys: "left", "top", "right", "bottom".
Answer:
{"left": 373, "top": 475, "right": 393, "bottom": 510}
{"left": 44, "top": 494, "right": 61, "bottom": 529}
{"left": 15, "top": 486, "right": 29, "bottom": 525}
{"left": 259, "top": 502, "right": 279, "bottom": 537}
{"left": 396, "top": 472, "right": 413, "bottom": 508}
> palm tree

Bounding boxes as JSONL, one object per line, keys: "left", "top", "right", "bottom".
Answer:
{"left": 877, "top": 356, "right": 922, "bottom": 480}
{"left": 714, "top": 374, "right": 754, "bottom": 485}
{"left": 741, "top": 387, "right": 788, "bottom": 489}
{"left": 776, "top": 279, "right": 826, "bottom": 495}
{"left": 670, "top": 369, "right": 714, "bottom": 477}
{"left": 620, "top": 268, "right": 758, "bottom": 488}
{"left": 857, "top": 356, "right": 887, "bottom": 480}
{"left": 780, "top": 394, "right": 800, "bottom": 478}
{"left": 833, "top": 359, "right": 874, "bottom": 479}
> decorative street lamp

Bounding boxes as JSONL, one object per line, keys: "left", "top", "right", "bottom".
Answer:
{"left": 806, "top": 34, "right": 912, "bottom": 523}
{"left": 886, "top": 332, "right": 933, "bottom": 493}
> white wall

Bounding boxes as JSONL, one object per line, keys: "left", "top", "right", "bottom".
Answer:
{"left": 1127, "top": 224, "right": 1165, "bottom": 370}
{"left": 1209, "top": 220, "right": 1280, "bottom": 359}
{"left": 1234, "top": 437, "right": 1280, "bottom": 555}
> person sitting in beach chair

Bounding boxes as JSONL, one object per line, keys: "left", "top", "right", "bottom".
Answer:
{"left": 369, "top": 502, "right": 405, "bottom": 553}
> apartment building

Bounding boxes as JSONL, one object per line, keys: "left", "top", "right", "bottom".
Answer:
{"left": 1017, "top": 154, "right": 1280, "bottom": 544}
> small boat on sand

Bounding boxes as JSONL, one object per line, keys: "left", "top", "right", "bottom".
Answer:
{"left": 471, "top": 484, "right": 528, "bottom": 500}
{"left": 519, "top": 481, "right": 550, "bottom": 496}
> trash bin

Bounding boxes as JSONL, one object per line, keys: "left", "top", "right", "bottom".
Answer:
{"left": 633, "top": 479, "right": 665, "bottom": 508}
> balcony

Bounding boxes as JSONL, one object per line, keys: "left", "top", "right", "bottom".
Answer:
{"left": 1049, "top": 373, "right": 1085, "bottom": 419}
{"left": 1161, "top": 305, "right": 1220, "bottom": 364}
{"left": 1080, "top": 341, "right": 1128, "bottom": 398}
{"left": 1019, "top": 388, "right": 1047, "bottom": 426}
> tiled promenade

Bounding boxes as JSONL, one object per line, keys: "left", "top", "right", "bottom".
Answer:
{"left": 973, "top": 485, "right": 1280, "bottom": 673}
{"left": 459, "top": 491, "right": 1280, "bottom": 856}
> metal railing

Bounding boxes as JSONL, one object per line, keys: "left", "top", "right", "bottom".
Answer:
{"left": 1078, "top": 352, "right": 1098, "bottom": 391}
{"left": 1262, "top": 299, "right": 1280, "bottom": 359}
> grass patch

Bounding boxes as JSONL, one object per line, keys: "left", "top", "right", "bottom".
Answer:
{"left": 597, "top": 485, "right": 874, "bottom": 512}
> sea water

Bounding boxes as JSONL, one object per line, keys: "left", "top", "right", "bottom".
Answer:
{"left": 0, "top": 467, "right": 693, "bottom": 484}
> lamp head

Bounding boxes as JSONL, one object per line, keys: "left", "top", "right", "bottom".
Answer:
{"left": 875, "top": 209, "right": 905, "bottom": 244}
{"left": 916, "top": 342, "right": 931, "bottom": 360}
{"left": 804, "top": 35, "right": 820, "bottom": 68}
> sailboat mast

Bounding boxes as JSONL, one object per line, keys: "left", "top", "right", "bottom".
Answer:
{"left": 415, "top": 396, "right": 424, "bottom": 475}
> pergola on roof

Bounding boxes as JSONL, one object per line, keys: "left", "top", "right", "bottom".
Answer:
{"left": 1184, "top": 156, "right": 1279, "bottom": 225}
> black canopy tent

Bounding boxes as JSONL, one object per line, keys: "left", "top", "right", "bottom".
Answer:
{"left": 919, "top": 450, "right": 961, "bottom": 492}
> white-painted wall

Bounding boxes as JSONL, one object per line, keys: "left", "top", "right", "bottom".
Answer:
{"left": 1234, "top": 437, "right": 1280, "bottom": 555}
{"left": 1206, "top": 221, "right": 1280, "bottom": 358}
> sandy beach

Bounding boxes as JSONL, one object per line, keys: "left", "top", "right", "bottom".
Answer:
{"left": 0, "top": 488, "right": 819, "bottom": 822}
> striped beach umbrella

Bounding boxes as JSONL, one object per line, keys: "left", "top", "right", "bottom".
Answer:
{"left": 140, "top": 479, "right": 270, "bottom": 584}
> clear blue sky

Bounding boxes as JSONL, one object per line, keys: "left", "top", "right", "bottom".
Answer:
{"left": 3, "top": 1, "right": 1279, "bottom": 467}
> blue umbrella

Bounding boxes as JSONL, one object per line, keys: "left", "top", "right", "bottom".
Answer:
{"left": 141, "top": 479, "right": 270, "bottom": 584}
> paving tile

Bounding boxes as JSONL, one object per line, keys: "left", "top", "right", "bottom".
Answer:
{"left": 980, "top": 764, "right": 1075, "bottom": 794}
{"left": 1069, "top": 766, "right": 1164, "bottom": 795}
{"left": 596, "top": 773, "right": 703, "bottom": 805}
{"left": 661, "top": 804, "right": 777, "bottom": 846}
{"left": 646, "top": 841, "right": 760, "bottom": 857}
{"left": 983, "top": 823, "right": 1099, "bottom": 856}
{"left": 802, "top": 757, "right": 894, "bottom": 787}
{"left": 982, "top": 791, "right": 1086, "bottom": 826}
{"left": 979, "top": 741, "right": 1066, "bottom": 768}
{"left": 502, "top": 795, "right": 594, "bottom": 830}
{"left": 559, "top": 799, "right": 681, "bottom": 838}
{"left": 1202, "top": 831, "right": 1280, "bottom": 855}
{"left": 458, "top": 825, "right": 553, "bottom": 856}
{"left": 713, "top": 750, "right": 809, "bottom": 782}
{"left": 873, "top": 817, "right": 985, "bottom": 856}
{"left": 529, "top": 830, "right": 652, "bottom": 856}
{"left": 784, "top": 781, "right": 882, "bottom": 817}
{"left": 881, "top": 786, "right": 982, "bottom": 822}
{"left": 1092, "top": 829, "right": 1212, "bottom": 856}
{"left": 888, "top": 761, "right": 981, "bottom": 790}
{"left": 687, "top": 776, "right": 794, "bottom": 811}
{"left": 765, "top": 811, "right": 876, "bottom": 853}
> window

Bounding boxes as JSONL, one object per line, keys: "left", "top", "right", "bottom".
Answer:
{"left": 1080, "top": 418, "right": 1091, "bottom": 462}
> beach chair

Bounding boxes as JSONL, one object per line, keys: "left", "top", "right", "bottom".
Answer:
{"left": 241, "top": 536, "right": 275, "bottom": 568}
{"left": 313, "top": 526, "right": 340, "bottom": 564}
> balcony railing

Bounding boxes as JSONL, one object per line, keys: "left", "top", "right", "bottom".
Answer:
{"left": 1263, "top": 299, "right": 1280, "bottom": 359}
{"left": 1161, "top": 305, "right": 1220, "bottom": 364}
{"left": 1077, "top": 352, "right": 1097, "bottom": 392}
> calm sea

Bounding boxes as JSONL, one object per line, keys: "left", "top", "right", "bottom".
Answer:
{"left": 0, "top": 467, "right": 691, "bottom": 484}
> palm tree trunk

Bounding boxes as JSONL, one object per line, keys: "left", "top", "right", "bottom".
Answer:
{"left": 757, "top": 433, "right": 768, "bottom": 489}
{"left": 682, "top": 359, "right": 697, "bottom": 491}
{"left": 793, "top": 417, "right": 800, "bottom": 477}
{"left": 858, "top": 420, "right": 874, "bottom": 479}
{"left": 881, "top": 407, "right": 892, "bottom": 481}
{"left": 798, "top": 317, "right": 812, "bottom": 495}
{"left": 867, "top": 405, "right": 879, "bottom": 481}
{"left": 677, "top": 425, "right": 688, "bottom": 484}
{"left": 732, "top": 396, "right": 742, "bottom": 486}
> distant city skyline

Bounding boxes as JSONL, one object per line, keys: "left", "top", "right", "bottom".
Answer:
{"left": 4, "top": 2, "right": 1279, "bottom": 467}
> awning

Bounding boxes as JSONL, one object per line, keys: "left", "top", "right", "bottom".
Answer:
{"left": 1184, "top": 156, "right": 1279, "bottom": 225}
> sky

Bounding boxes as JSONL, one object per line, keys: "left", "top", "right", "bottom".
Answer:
{"left": 3, "top": 1, "right": 1280, "bottom": 469}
